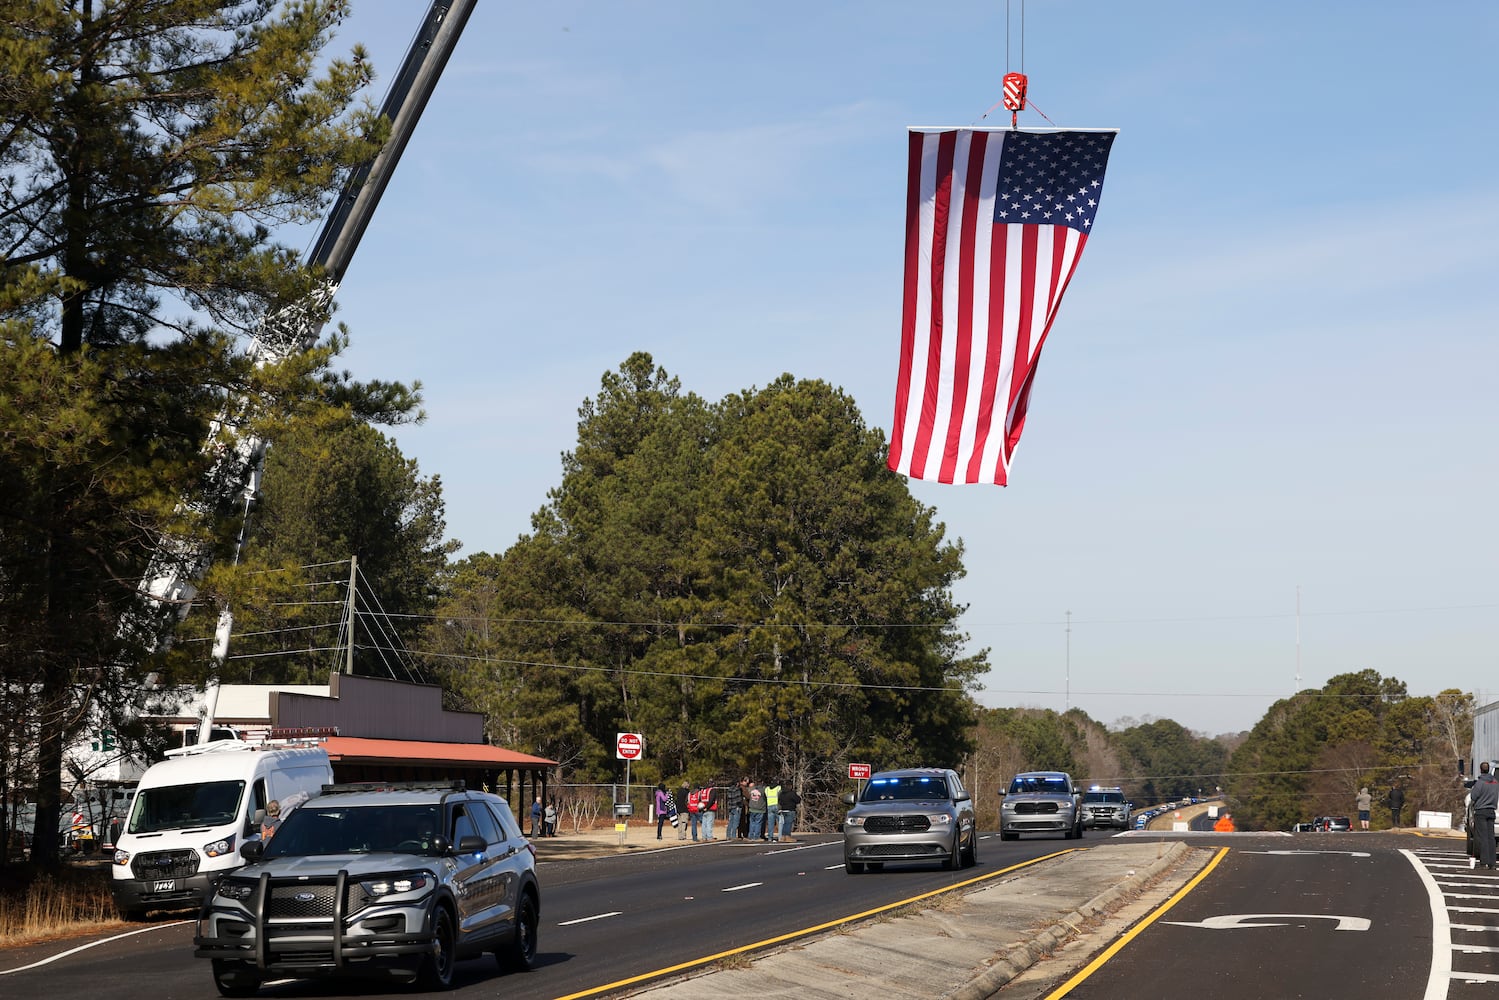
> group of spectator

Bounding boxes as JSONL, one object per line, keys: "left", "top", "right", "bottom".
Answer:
{"left": 529, "top": 795, "right": 559, "bottom": 837}
{"left": 652, "top": 777, "right": 802, "bottom": 843}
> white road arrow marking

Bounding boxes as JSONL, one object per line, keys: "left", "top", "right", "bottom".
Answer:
{"left": 1240, "top": 850, "right": 1371, "bottom": 858}
{"left": 1162, "top": 913, "right": 1371, "bottom": 931}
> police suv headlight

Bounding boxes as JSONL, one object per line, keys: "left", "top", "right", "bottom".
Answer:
{"left": 216, "top": 879, "right": 255, "bottom": 901}
{"left": 204, "top": 835, "right": 236, "bottom": 858}
{"left": 1001, "top": 800, "right": 1015, "bottom": 811}
{"left": 359, "top": 872, "right": 433, "bottom": 898}
{"left": 927, "top": 813, "right": 954, "bottom": 827}
{"left": 844, "top": 815, "right": 865, "bottom": 829}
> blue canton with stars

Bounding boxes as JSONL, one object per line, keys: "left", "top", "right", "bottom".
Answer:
{"left": 993, "top": 131, "right": 1115, "bottom": 234}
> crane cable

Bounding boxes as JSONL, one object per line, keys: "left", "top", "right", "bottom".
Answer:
{"left": 981, "top": 0, "right": 1057, "bottom": 129}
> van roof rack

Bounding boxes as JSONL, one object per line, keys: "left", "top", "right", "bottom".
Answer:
{"left": 318, "top": 780, "right": 468, "bottom": 796}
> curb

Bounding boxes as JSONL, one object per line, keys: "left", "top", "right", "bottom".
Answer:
{"left": 946, "top": 841, "right": 1193, "bottom": 1000}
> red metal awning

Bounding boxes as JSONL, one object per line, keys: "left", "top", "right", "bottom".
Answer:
{"left": 322, "top": 736, "right": 556, "bottom": 769}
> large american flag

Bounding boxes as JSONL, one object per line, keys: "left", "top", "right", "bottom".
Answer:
{"left": 887, "top": 128, "right": 1117, "bottom": 484}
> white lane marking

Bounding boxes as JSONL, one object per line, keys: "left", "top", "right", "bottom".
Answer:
{"left": 1445, "top": 893, "right": 1499, "bottom": 902}
{"left": 823, "top": 863, "right": 844, "bottom": 871}
{"left": 1449, "top": 906, "right": 1499, "bottom": 915}
{"left": 1452, "top": 924, "right": 1499, "bottom": 932}
{"left": 1161, "top": 913, "right": 1369, "bottom": 931}
{"left": 1451, "top": 972, "right": 1499, "bottom": 983}
{"left": 558, "top": 911, "right": 622, "bottom": 926}
{"left": 1454, "top": 944, "right": 1499, "bottom": 954}
{"left": 1405, "top": 847, "right": 1452, "bottom": 1000}
{"left": 1241, "top": 850, "right": 1371, "bottom": 858}
{"left": 0, "top": 921, "right": 192, "bottom": 975}
{"left": 722, "top": 882, "right": 763, "bottom": 892}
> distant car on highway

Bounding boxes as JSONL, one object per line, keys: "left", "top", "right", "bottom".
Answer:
{"left": 841, "top": 767, "right": 977, "bottom": 874}
{"left": 1000, "top": 771, "right": 1083, "bottom": 840}
{"left": 1323, "top": 815, "right": 1352, "bottom": 832}
{"left": 1291, "top": 821, "right": 1315, "bottom": 832}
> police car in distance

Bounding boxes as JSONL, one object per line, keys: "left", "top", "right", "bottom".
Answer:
{"left": 1079, "top": 785, "right": 1132, "bottom": 831}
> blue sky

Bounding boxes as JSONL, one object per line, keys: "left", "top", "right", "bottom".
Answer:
{"left": 307, "top": 2, "right": 1497, "bottom": 737}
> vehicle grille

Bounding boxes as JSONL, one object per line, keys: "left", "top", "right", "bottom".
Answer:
{"left": 131, "top": 849, "right": 200, "bottom": 880}
{"left": 1014, "top": 802, "right": 1060, "bottom": 815}
{"left": 864, "top": 815, "right": 933, "bottom": 834}
{"left": 265, "top": 880, "right": 366, "bottom": 921}
{"left": 861, "top": 842, "right": 943, "bottom": 858}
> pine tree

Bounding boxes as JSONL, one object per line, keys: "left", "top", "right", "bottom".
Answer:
{"left": 0, "top": 0, "right": 414, "bottom": 866}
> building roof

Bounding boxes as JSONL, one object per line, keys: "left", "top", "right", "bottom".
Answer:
{"left": 322, "top": 736, "right": 556, "bottom": 769}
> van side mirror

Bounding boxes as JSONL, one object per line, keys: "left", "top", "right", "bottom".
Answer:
{"left": 240, "top": 840, "right": 264, "bottom": 863}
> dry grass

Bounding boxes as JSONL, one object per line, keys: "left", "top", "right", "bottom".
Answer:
{"left": 714, "top": 952, "right": 754, "bottom": 971}
{"left": 0, "top": 864, "right": 123, "bottom": 948}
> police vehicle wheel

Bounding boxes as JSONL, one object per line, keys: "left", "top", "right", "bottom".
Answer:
{"left": 211, "top": 960, "right": 261, "bottom": 998}
{"left": 500, "top": 890, "right": 538, "bottom": 972}
{"left": 418, "top": 905, "right": 457, "bottom": 990}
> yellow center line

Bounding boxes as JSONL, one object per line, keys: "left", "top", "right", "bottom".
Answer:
{"left": 1041, "top": 845, "right": 1231, "bottom": 1000}
{"left": 551, "top": 848, "right": 1081, "bottom": 1000}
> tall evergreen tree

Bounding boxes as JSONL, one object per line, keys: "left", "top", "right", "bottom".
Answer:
{"left": 433, "top": 353, "right": 987, "bottom": 793}
{"left": 0, "top": 0, "right": 414, "bottom": 866}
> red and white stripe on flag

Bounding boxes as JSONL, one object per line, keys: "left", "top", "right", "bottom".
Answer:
{"left": 887, "top": 128, "right": 1114, "bottom": 485}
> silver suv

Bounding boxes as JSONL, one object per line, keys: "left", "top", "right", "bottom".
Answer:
{"left": 194, "top": 781, "right": 539, "bottom": 996}
{"left": 1000, "top": 770, "right": 1082, "bottom": 840}
{"left": 841, "top": 767, "right": 977, "bottom": 874}
{"left": 1080, "top": 786, "right": 1131, "bottom": 831}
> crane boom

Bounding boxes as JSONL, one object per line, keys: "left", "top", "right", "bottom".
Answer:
{"left": 131, "top": 0, "right": 477, "bottom": 663}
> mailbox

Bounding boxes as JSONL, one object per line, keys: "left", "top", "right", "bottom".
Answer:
{"left": 613, "top": 801, "right": 634, "bottom": 818}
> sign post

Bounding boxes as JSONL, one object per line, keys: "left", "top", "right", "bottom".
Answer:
{"left": 616, "top": 732, "right": 644, "bottom": 842}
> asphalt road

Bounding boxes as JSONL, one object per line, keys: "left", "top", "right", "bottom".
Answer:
{"left": 0, "top": 830, "right": 1094, "bottom": 1000}
{"left": 5, "top": 829, "right": 1483, "bottom": 1000}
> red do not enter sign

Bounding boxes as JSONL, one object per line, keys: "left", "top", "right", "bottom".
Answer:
{"left": 616, "top": 732, "right": 643, "bottom": 760}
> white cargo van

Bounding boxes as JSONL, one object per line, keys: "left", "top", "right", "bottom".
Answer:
{"left": 110, "top": 739, "right": 332, "bottom": 918}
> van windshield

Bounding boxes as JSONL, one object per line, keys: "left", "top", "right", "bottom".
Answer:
{"left": 128, "top": 780, "right": 246, "bottom": 833}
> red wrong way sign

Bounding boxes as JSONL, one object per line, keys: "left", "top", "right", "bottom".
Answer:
{"left": 848, "top": 762, "right": 871, "bottom": 780}
{"left": 616, "top": 732, "right": 643, "bottom": 761}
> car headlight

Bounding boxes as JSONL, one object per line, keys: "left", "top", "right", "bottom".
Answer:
{"left": 204, "top": 835, "right": 236, "bottom": 858}
{"left": 216, "top": 879, "right": 256, "bottom": 901}
{"left": 113, "top": 849, "right": 131, "bottom": 866}
{"left": 844, "top": 815, "right": 865, "bottom": 829}
{"left": 1001, "top": 801, "right": 1015, "bottom": 811}
{"left": 359, "top": 872, "right": 433, "bottom": 898}
{"left": 927, "top": 813, "right": 954, "bottom": 827}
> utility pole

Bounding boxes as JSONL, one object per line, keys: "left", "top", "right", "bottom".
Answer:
{"left": 1065, "top": 610, "right": 1072, "bottom": 712}
{"left": 345, "top": 555, "right": 358, "bottom": 675}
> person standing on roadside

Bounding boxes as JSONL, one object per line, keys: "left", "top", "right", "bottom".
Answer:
{"left": 530, "top": 796, "right": 543, "bottom": 837}
{"left": 779, "top": 783, "right": 800, "bottom": 841}
{"left": 699, "top": 783, "right": 718, "bottom": 841}
{"left": 1467, "top": 762, "right": 1499, "bottom": 870}
{"left": 686, "top": 784, "right": 703, "bottom": 842}
{"left": 1389, "top": 785, "right": 1406, "bottom": 828}
{"left": 1356, "top": 787, "right": 1372, "bottom": 830}
{"left": 676, "top": 782, "right": 692, "bottom": 841}
{"left": 654, "top": 783, "right": 673, "bottom": 840}
{"left": 765, "top": 778, "right": 782, "bottom": 843}
{"left": 724, "top": 779, "right": 745, "bottom": 840}
{"left": 544, "top": 796, "right": 558, "bottom": 837}
{"left": 747, "top": 779, "right": 767, "bottom": 840}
